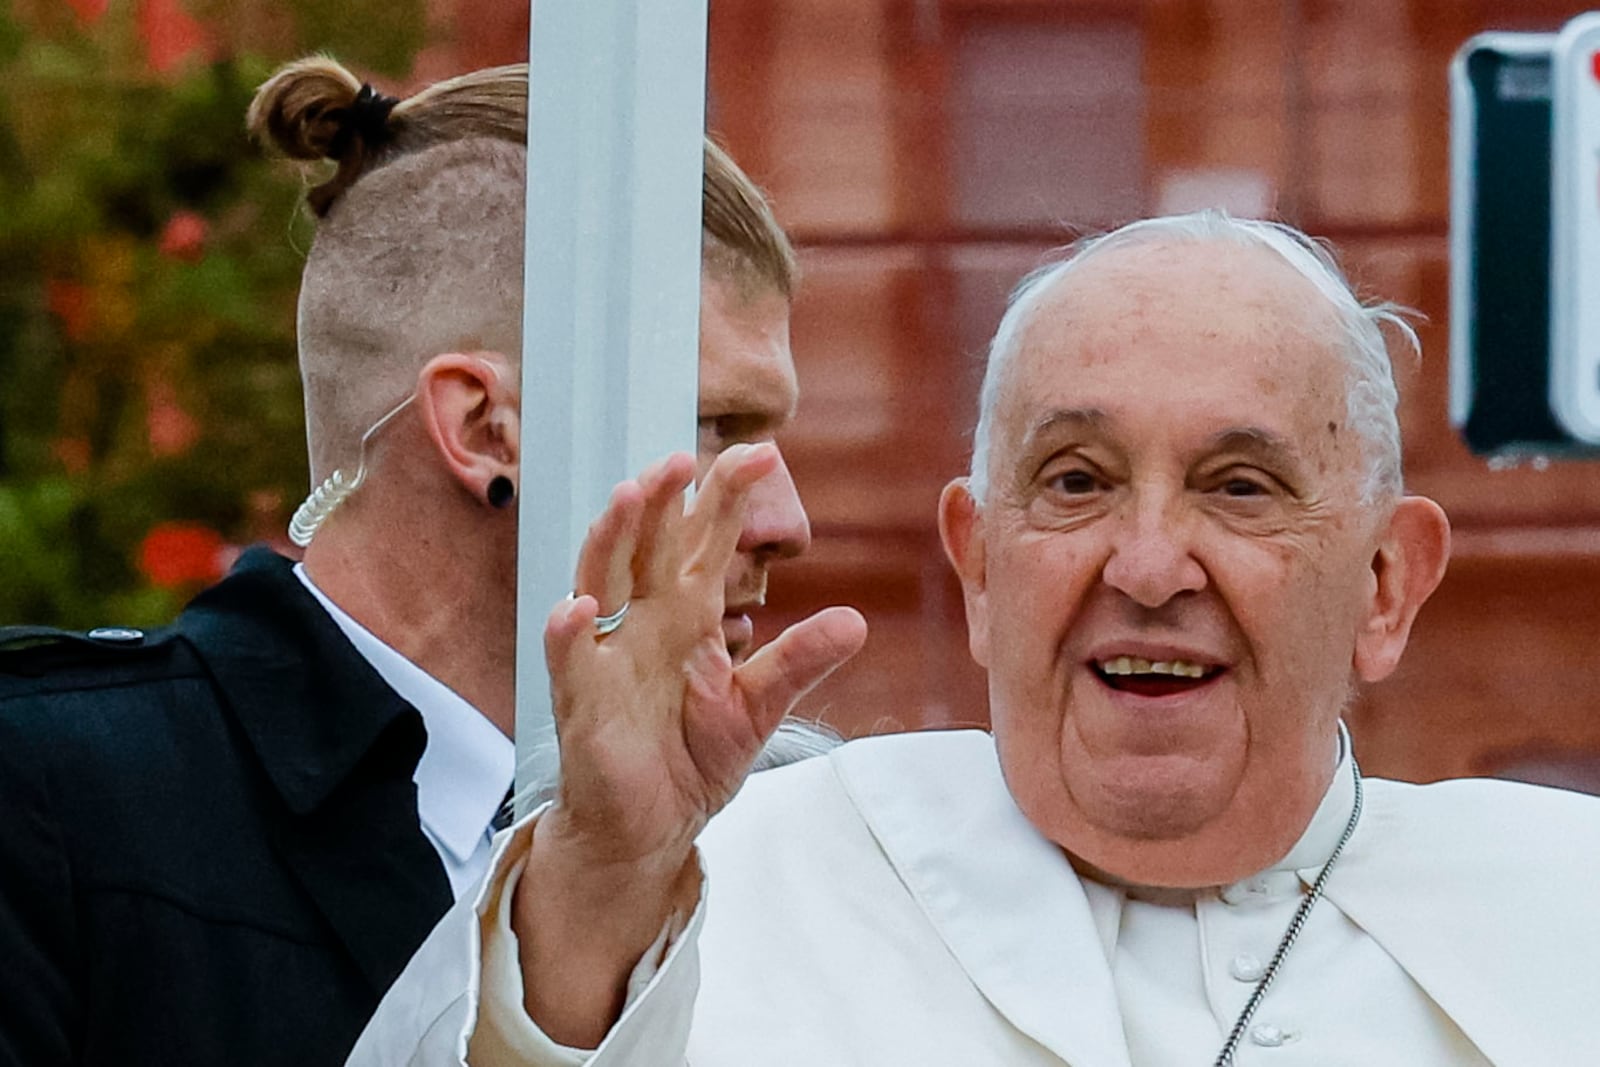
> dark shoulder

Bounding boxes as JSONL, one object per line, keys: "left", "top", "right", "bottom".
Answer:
{"left": 0, "top": 624, "right": 202, "bottom": 702}
{"left": 0, "top": 624, "right": 227, "bottom": 808}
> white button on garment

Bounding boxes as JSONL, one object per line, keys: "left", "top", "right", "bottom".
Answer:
{"left": 1249, "top": 1024, "right": 1299, "bottom": 1048}
{"left": 1220, "top": 879, "right": 1269, "bottom": 905}
{"left": 1221, "top": 872, "right": 1299, "bottom": 905}
{"left": 1230, "top": 953, "right": 1266, "bottom": 982}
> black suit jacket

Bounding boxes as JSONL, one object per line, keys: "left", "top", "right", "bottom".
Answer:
{"left": 0, "top": 548, "right": 453, "bottom": 1066}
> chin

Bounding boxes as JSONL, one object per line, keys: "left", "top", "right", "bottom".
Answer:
{"left": 1055, "top": 781, "right": 1306, "bottom": 890}
{"left": 1082, "top": 793, "right": 1217, "bottom": 842}
{"left": 1006, "top": 750, "right": 1269, "bottom": 888}
{"left": 1077, "top": 756, "right": 1237, "bottom": 840}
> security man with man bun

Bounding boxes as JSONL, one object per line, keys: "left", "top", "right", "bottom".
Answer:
{"left": 0, "top": 57, "right": 819, "bottom": 1067}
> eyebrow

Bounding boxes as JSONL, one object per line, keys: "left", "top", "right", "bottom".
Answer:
{"left": 1208, "top": 426, "right": 1299, "bottom": 458}
{"left": 1204, "top": 427, "right": 1310, "bottom": 481}
{"left": 1021, "top": 407, "right": 1109, "bottom": 450}
{"left": 1023, "top": 410, "right": 1309, "bottom": 457}
{"left": 1022, "top": 413, "right": 1310, "bottom": 477}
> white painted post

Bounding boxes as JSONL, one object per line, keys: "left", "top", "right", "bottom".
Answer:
{"left": 515, "top": 0, "right": 708, "bottom": 804}
{"left": 1551, "top": 14, "right": 1600, "bottom": 443}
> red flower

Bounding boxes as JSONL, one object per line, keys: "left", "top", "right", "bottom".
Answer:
{"left": 64, "top": 0, "right": 109, "bottom": 26}
{"left": 147, "top": 379, "right": 200, "bottom": 457}
{"left": 45, "top": 279, "right": 93, "bottom": 342}
{"left": 158, "top": 211, "right": 208, "bottom": 263}
{"left": 138, "top": 522, "right": 227, "bottom": 588}
{"left": 137, "top": 0, "right": 212, "bottom": 75}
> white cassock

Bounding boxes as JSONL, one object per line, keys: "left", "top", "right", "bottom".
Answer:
{"left": 348, "top": 729, "right": 1600, "bottom": 1067}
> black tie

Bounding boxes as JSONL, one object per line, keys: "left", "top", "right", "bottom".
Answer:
{"left": 490, "top": 786, "right": 515, "bottom": 833}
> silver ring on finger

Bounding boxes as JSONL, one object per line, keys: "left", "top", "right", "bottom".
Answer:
{"left": 593, "top": 600, "right": 629, "bottom": 636}
{"left": 566, "top": 592, "right": 631, "bottom": 637}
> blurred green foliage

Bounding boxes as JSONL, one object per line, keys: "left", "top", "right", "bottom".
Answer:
{"left": 0, "top": 0, "right": 428, "bottom": 627}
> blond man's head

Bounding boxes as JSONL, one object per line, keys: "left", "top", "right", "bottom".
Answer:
{"left": 249, "top": 56, "right": 796, "bottom": 486}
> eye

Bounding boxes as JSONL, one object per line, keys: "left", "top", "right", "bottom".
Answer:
{"left": 1208, "top": 469, "right": 1279, "bottom": 499}
{"left": 1221, "top": 478, "right": 1267, "bottom": 497}
{"left": 1049, "top": 469, "right": 1102, "bottom": 495}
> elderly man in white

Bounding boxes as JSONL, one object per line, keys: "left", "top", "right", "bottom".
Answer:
{"left": 349, "top": 213, "right": 1600, "bottom": 1067}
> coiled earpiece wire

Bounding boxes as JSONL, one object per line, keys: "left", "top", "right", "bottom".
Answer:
{"left": 287, "top": 394, "right": 416, "bottom": 547}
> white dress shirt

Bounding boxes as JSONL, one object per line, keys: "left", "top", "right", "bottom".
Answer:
{"left": 295, "top": 564, "right": 514, "bottom": 900}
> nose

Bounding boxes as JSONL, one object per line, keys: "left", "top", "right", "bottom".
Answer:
{"left": 1100, "top": 490, "right": 1207, "bottom": 609}
{"left": 737, "top": 447, "right": 810, "bottom": 561}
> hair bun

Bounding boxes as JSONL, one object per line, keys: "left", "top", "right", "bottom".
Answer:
{"left": 250, "top": 57, "right": 409, "bottom": 216}
{"left": 247, "top": 57, "right": 368, "bottom": 163}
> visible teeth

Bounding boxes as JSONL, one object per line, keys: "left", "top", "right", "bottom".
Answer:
{"left": 1098, "top": 657, "right": 1212, "bottom": 678}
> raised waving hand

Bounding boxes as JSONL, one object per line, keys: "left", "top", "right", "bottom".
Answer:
{"left": 514, "top": 445, "right": 867, "bottom": 1047}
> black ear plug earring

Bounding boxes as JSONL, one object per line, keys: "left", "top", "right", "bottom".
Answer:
{"left": 487, "top": 475, "right": 515, "bottom": 509}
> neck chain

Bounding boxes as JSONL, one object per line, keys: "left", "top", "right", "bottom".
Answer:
{"left": 1211, "top": 757, "right": 1364, "bottom": 1067}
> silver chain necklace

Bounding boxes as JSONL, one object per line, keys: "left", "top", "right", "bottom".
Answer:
{"left": 1211, "top": 757, "right": 1364, "bottom": 1067}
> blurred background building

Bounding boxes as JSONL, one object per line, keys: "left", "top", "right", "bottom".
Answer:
{"left": 3, "top": 0, "right": 1598, "bottom": 790}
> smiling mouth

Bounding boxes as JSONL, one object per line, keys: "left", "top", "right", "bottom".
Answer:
{"left": 1091, "top": 656, "right": 1225, "bottom": 698}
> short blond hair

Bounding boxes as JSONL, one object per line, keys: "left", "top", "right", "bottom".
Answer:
{"left": 702, "top": 138, "right": 796, "bottom": 299}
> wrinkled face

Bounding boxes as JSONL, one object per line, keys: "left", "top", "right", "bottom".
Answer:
{"left": 953, "top": 241, "right": 1391, "bottom": 887}
{"left": 697, "top": 270, "right": 810, "bottom": 661}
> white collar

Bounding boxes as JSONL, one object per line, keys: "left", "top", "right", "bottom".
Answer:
{"left": 293, "top": 564, "right": 514, "bottom": 864}
{"left": 1271, "top": 721, "right": 1356, "bottom": 873}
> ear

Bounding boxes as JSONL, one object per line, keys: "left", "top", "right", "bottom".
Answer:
{"left": 415, "top": 352, "right": 520, "bottom": 504}
{"left": 1353, "top": 494, "right": 1450, "bottom": 683}
{"left": 938, "top": 478, "right": 993, "bottom": 668}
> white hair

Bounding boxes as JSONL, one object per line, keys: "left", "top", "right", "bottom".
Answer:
{"left": 967, "top": 210, "right": 1416, "bottom": 503}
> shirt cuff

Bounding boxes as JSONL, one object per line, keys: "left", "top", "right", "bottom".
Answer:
{"left": 468, "top": 812, "right": 706, "bottom": 1067}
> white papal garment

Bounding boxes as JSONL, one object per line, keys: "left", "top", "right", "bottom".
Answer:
{"left": 348, "top": 729, "right": 1600, "bottom": 1067}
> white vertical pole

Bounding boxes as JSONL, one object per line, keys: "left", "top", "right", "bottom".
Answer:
{"left": 515, "top": 0, "right": 708, "bottom": 804}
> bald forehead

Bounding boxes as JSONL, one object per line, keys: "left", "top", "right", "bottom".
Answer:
{"left": 994, "top": 238, "right": 1362, "bottom": 485}
{"left": 1029, "top": 240, "right": 1339, "bottom": 345}
{"left": 1007, "top": 240, "right": 1345, "bottom": 393}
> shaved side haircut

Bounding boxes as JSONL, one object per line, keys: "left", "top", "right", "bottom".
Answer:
{"left": 250, "top": 57, "right": 797, "bottom": 485}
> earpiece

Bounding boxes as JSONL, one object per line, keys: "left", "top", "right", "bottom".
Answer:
{"left": 286, "top": 394, "right": 416, "bottom": 547}
{"left": 288, "top": 470, "right": 359, "bottom": 548}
